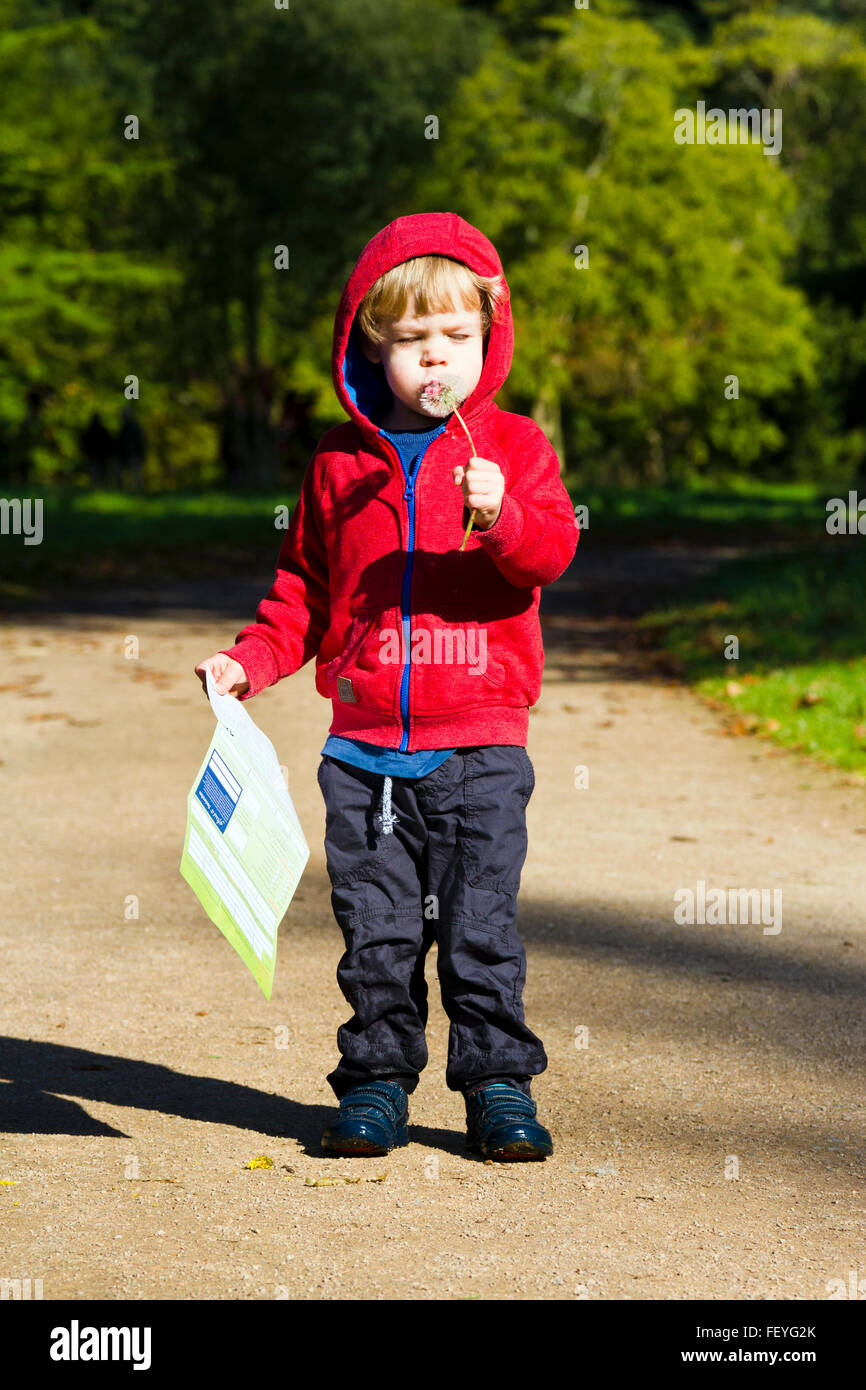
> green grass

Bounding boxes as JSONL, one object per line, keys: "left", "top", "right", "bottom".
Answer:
{"left": 1, "top": 476, "right": 832, "bottom": 603}
{"left": 639, "top": 542, "right": 866, "bottom": 774}
{"left": 0, "top": 487, "right": 299, "bottom": 600}
{"left": 561, "top": 476, "right": 831, "bottom": 542}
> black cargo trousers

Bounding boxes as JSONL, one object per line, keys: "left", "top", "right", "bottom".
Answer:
{"left": 316, "top": 744, "right": 547, "bottom": 1101}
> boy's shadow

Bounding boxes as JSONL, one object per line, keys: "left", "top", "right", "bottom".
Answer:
{"left": 0, "top": 1037, "right": 466, "bottom": 1156}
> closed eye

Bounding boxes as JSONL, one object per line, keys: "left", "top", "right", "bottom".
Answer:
{"left": 394, "top": 333, "right": 471, "bottom": 343}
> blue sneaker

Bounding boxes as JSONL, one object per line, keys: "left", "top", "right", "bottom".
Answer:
{"left": 320, "top": 1080, "right": 409, "bottom": 1156}
{"left": 465, "top": 1082, "right": 553, "bottom": 1161}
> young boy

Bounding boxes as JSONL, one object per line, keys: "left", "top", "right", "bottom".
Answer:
{"left": 196, "top": 211, "right": 578, "bottom": 1161}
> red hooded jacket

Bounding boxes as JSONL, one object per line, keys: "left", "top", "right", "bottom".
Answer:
{"left": 220, "top": 211, "right": 579, "bottom": 749}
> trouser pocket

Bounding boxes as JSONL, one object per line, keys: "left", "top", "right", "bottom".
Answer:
{"left": 459, "top": 745, "right": 533, "bottom": 897}
{"left": 316, "top": 755, "right": 392, "bottom": 886}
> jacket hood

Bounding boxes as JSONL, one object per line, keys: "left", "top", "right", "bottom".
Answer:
{"left": 331, "top": 211, "right": 513, "bottom": 439}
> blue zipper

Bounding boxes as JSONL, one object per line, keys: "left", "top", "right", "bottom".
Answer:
{"left": 377, "top": 426, "right": 445, "bottom": 752}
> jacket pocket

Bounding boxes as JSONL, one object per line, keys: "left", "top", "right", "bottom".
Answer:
{"left": 324, "top": 606, "right": 402, "bottom": 713}
{"left": 408, "top": 607, "right": 506, "bottom": 716}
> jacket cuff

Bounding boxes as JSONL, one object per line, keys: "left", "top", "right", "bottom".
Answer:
{"left": 219, "top": 637, "right": 278, "bottom": 701}
{"left": 474, "top": 490, "right": 524, "bottom": 556}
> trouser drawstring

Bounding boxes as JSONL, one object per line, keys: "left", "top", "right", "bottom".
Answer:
{"left": 376, "top": 774, "right": 399, "bottom": 835}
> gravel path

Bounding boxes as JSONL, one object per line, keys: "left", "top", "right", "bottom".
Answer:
{"left": 1, "top": 551, "right": 863, "bottom": 1300}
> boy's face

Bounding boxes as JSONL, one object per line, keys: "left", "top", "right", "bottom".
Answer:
{"left": 361, "top": 294, "right": 485, "bottom": 428}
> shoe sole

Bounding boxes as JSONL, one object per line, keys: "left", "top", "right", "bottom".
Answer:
{"left": 321, "top": 1124, "right": 409, "bottom": 1156}
{"left": 322, "top": 1138, "right": 392, "bottom": 1156}
{"left": 486, "top": 1142, "right": 550, "bottom": 1161}
{"left": 466, "top": 1137, "right": 552, "bottom": 1161}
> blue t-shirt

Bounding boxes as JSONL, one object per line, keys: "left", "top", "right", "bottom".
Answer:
{"left": 321, "top": 419, "right": 457, "bottom": 780}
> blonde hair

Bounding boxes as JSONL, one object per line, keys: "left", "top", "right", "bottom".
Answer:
{"left": 357, "top": 254, "right": 504, "bottom": 344}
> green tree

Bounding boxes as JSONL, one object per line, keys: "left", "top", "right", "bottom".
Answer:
{"left": 91, "top": 0, "right": 489, "bottom": 485}
{"left": 707, "top": 11, "right": 866, "bottom": 479}
{"left": 416, "top": 7, "right": 817, "bottom": 483}
{"left": 0, "top": 3, "right": 171, "bottom": 484}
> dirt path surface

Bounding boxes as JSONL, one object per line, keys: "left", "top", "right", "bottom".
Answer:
{"left": 1, "top": 551, "right": 864, "bottom": 1301}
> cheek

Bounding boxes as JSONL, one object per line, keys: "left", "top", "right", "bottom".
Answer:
{"left": 381, "top": 352, "right": 410, "bottom": 385}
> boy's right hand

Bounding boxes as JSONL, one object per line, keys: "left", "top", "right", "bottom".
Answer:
{"left": 194, "top": 653, "right": 250, "bottom": 698}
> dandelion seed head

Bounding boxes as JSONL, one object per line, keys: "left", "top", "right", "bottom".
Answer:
{"left": 418, "top": 373, "right": 469, "bottom": 418}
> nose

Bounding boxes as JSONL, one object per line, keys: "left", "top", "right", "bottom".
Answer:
{"left": 420, "top": 335, "right": 448, "bottom": 366}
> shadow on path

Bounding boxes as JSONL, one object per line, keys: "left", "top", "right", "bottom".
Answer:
{"left": 0, "top": 1037, "right": 329, "bottom": 1145}
{"left": 0, "top": 1036, "right": 473, "bottom": 1158}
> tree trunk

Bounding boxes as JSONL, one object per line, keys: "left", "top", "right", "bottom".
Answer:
{"left": 531, "top": 386, "right": 565, "bottom": 472}
{"left": 242, "top": 273, "right": 267, "bottom": 487}
{"left": 646, "top": 427, "right": 666, "bottom": 486}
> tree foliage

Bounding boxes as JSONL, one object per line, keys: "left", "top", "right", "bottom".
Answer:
{"left": 0, "top": 0, "right": 863, "bottom": 488}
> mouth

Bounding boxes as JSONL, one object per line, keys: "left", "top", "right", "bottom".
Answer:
{"left": 418, "top": 373, "right": 466, "bottom": 418}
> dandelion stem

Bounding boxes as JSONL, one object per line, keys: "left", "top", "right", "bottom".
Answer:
{"left": 454, "top": 406, "right": 478, "bottom": 552}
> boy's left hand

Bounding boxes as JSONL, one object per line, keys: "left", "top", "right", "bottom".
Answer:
{"left": 452, "top": 456, "right": 504, "bottom": 530}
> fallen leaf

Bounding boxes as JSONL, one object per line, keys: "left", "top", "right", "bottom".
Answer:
{"left": 726, "top": 681, "right": 743, "bottom": 697}
{"left": 243, "top": 1156, "right": 275, "bottom": 1170}
{"left": 0, "top": 675, "right": 42, "bottom": 692}
{"left": 132, "top": 668, "right": 175, "bottom": 688}
{"left": 303, "top": 1173, "right": 387, "bottom": 1186}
